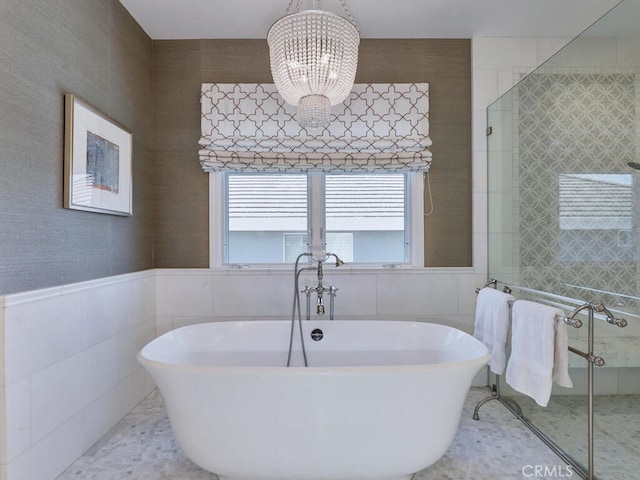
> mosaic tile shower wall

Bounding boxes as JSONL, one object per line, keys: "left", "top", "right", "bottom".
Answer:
{"left": 516, "top": 72, "right": 639, "bottom": 305}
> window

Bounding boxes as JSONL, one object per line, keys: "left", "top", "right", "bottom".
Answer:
{"left": 225, "top": 174, "right": 307, "bottom": 264}
{"left": 559, "top": 174, "right": 633, "bottom": 230}
{"left": 210, "top": 172, "right": 423, "bottom": 267}
{"left": 557, "top": 173, "right": 635, "bottom": 262}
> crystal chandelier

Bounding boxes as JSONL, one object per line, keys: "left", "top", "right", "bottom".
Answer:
{"left": 268, "top": 0, "right": 360, "bottom": 129}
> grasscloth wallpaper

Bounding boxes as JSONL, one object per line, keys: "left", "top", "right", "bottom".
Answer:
{"left": 0, "top": 0, "right": 153, "bottom": 295}
{"left": 152, "top": 39, "right": 472, "bottom": 268}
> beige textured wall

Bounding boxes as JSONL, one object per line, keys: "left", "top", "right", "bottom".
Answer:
{"left": 0, "top": 0, "right": 154, "bottom": 295}
{"left": 152, "top": 39, "right": 472, "bottom": 267}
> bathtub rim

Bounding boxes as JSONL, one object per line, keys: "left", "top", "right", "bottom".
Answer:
{"left": 138, "top": 320, "right": 491, "bottom": 374}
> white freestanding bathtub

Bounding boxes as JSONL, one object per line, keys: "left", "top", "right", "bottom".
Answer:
{"left": 138, "top": 320, "right": 489, "bottom": 480}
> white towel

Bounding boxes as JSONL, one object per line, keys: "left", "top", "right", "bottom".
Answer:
{"left": 505, "top": 300, "right": 573, "bottom": 407}
{"left": 473, "top": 287, "right": 515, "bottom": 375}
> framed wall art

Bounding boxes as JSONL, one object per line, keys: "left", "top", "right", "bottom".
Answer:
{"left": 64, "top": 94, "right": 132, "bottom": 216}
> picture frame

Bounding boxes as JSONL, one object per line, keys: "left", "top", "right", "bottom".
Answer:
{"left": 64, "top": 94, "right": 133, "bottom": 216}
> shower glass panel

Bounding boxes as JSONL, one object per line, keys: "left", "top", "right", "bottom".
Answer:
{"left": 487, "top": 1, "right": 640, "bottom": 478}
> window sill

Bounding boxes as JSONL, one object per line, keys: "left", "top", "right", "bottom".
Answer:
{"left": 185, "top": 265, "right": 477, "bottom": 276}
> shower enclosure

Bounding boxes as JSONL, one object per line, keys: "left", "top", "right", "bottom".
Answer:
{"left": 487, "top": 1, "right": 640, "bottom": 479}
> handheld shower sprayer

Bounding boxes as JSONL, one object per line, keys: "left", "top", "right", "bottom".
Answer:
{"left": 328, "top": 253, "right": 345, "bottom": 267}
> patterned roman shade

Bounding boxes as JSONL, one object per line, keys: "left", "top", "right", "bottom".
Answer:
{"left": 198, "top": 83, "right": 432, "bottom": 173}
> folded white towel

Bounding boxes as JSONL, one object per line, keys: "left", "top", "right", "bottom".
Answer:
{"left": 473, "top": 287, "right": 515, "bottom": 375}
{"left": 506, "top": 300, "right": 573, "bottom": 407}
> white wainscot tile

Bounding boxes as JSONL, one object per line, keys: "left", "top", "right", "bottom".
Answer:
{"left": 472, "top": 109, "right": 488, "bottom": 165}
{"left": 617, "top": 367, "right": 640, "bottom": 395}
{"left": 618, "top": 38, "right": 640, "bottom": 67}
{"left": 567, "top": 367, "right": 619, "bottom": 395}
{"left": 375, "top": 274, "right": 420, "bottom": 316}
{"left": 0, "top": 386, "right": 4, "bottom": 463}
{"left": 5, "top": 294, "right": 82, "bottom": 384}
{"left": 30, "top": 339, "right": 117, "bottom": 446}
{"left": 376, "top": 273, "right": 459, "bottom": 317}
{"left": 536, "top": 38, "right": 572, "bottom": 65}
{"left": 84, "top": 368, "right": 148, "bottom": 443}
{"left": 115, "top": 368, "right": 148, "bottom": 419}
{"left": 472, "top": 190, "right": 488, "bottom": 235}
{"left": 0, "top": 301, "right": 5, "bottom": 387}
{"left": 472, "top": 37, "right": 538, "bottom": 71}
{"left": 30, "top": 354, "right": 85, "bottom": 444}
{"left": 488, "top": 192, "right": 515, "bottom": 233}
{"left": 81, "top": 282, "right": 128, "bottom": 349}
{"left": 212, "top": 274, "right": 291, "bottom": 317}
{"left": 549, "top": 37, "right": 618, "bottom": 67}
{"left": 487, "top": 109, "right": 515, "bottom": 159}
{"left": 156, "top": 273, "right": 214, "bottom": 317}
{"left": 496, "top": 69, "right": 518, "bottom": 99}
{"left": 4, "top": 378, "right": 31, "bottom": 463}
{"left": 81, "top": 387, "right": 125, "bottom": 452}
{"left": 6, "top": 414, "right": 84, "bottom": 480}
{"left": 487, "top": 156, "right": 515, "bottom": 197}
{"left": 80, "top": 338, "right": 119, "bottom": 406}
{"left": 472, "top": 70, "right": 499, "bottom": 110}
{"left": 82, "top": 275, "right": 154, "bottom": 349}
{"left": 117, "top": 318, "right": 156, "bottom": 382}
{"left": 457, "top": 274, "right": 484, "bottom": 317}
{"left": 112, "top": 275, "right": 156, "bottom": 328}
{"left": 417, "top": 314, "right": 472, "bottom": 332}
{"left": 473, "top": 232, "right": 489, "bottom": 274}
{"left": 128, "top": 274, "right": 156, "bottom": 322}
{"left": 155, "top": 315, "right": 174, "bottom": 337}
{"left": 472, "top": 149, "right": 488, "bottom": 195}
{"left": 172, "top": 315, "right": 224, "bottom": 329}
{"left": 329, "top": 274, "right": 377, "bottom": 318}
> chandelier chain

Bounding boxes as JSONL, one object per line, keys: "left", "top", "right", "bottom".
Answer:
{"left": 284, "top": 0, "right": 300, "bottom": 14}
{"left": 338, "top": 0, "right": 357, "bottom": 28}
{"left": 284, "top": 0, "right": 358, "bottom": 27}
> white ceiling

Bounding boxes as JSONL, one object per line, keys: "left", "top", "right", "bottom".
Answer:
{"left": 119, "top": 0, "right": 624, "bottom": 40}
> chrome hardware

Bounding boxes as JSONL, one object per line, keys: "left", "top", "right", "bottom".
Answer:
{"left": 474, "top": 278, "right": 498, "bottom": 294}
{"left": 303, "top": 253, "right": 343, "bottom": 320}
{"left": 563, "top": 316, "right": 583, "bottom": 329}
{"left": 568, "top": 301, "right": 627, "bottom": 328}
{"left": 607, "top": 316, "right": 628, "bottom": 328}
{"left": 568, "top": 347, "right": 605, "bottom": 366}
{"left": 288, "top": 251, "right": 345, "bottom": 368}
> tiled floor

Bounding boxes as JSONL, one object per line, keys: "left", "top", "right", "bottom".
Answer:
{"left": 56, "top": 387, "right": 576, "bottom": 480}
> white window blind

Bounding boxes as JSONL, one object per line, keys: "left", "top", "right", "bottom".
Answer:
{"left": 199, "top": 83, "right": 432, "bottom": 173}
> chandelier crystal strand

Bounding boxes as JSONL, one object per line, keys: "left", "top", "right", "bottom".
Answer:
{"left": 268, "top": 0, "right": 360, "bottom": 129}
